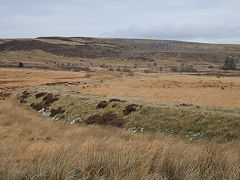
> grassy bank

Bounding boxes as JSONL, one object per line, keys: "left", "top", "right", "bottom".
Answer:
{"left": 18, "top": 83, "right": 240, "bottom": 142}
{"left": 0, "top": 100, "right": 240, "bottom": 179}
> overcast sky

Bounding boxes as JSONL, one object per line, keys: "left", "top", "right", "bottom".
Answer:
{"left": 0, "top": 0, "right": 240, "bottom": 44}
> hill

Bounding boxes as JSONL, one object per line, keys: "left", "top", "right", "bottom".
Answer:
{"left": 1, "top": 37, "right": 240, "bottom": 71}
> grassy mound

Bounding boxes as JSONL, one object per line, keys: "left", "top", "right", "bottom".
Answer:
{"left": 18, "top": 83, "right": 240, "bottom": 142}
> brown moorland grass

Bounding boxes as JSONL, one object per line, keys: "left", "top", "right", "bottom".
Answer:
{"left": 72, "top": 73, "right": 240, "bottom": 109}
{"left": 0, "top": 67, "right": 116, "bottom": 102}
{"left": 0, "top": 99, "right": 240, "bottom": 179}
{"left": 0, "top": 68, "right": 240, "bottom": 179}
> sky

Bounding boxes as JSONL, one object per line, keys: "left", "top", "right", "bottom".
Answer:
{"left": 0, "top": 0, "right": 240, "bottom": 44}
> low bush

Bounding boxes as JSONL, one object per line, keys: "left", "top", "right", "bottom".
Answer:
{"left": 85, "top": 111, "right": 125, "bottom": 127}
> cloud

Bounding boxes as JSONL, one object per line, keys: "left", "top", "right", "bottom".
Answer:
{"left": 0, "top": 0, "right": 240, "bottom": 43}
{"left": 101, "top": 23, "right": 240, "bottom": 43}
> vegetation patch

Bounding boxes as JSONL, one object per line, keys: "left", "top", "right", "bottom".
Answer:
{"left": 179, "top": 103, "right": 193, "bottom": 107}
{"left": 112, "top": 104, "right": 117, "bottom": 108}
{"left": 19, "top": 90, "right": 30, "bottom": 103}
{"left": 109, "top": 98, "right": 121, "bottom": 102}
{"left": 25, "top": 92, "right": 60, "bottom": 112}
{"left": 41, "top": 93, "right": 59, "bottom": 109}
{"left": 50, "top": 107, "right": 65, "bottom": 117}
{"left": 18, "top": 85, "right": 240, "bottom": 142}
{"left": 35, "top": 92, "right": 47, "bottom": 98}
{"left": 96, "top": 101, "right": 108, "bottom": 108}
{"left": 123, "top": 104, "right": 139, "bottom": 115}
{"left": 85, "top": 111, "right": 125, "bottom": 127}
{"left": 30, "top": 102, "right": 44, "bottom": 111}
{"left": 43, "top": 93, "right": 59, "bottom": 102}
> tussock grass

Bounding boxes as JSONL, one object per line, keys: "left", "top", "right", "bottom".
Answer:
{"left": 0, "top": 100, "right": 240, "bottom": 179}
{"left": 22, "top": 85, "right": 240, "bottom": 142}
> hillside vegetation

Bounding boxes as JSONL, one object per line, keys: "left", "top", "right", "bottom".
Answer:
{"left": 0, "top": 37, "right": 240, "bottom": 71}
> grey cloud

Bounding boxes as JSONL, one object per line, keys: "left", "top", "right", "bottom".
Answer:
{"left": 101, "top": 24, "right": 240, "bottom": 43}
{"left": 0, "top": 0, "right": 240, "bottom": 43}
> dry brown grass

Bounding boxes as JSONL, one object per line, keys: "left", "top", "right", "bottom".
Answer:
{"left": 0, "top": 100, "right": 240, "bottom": 179}
{"left": 0, "top": 68, "right": 113, "bottom": 101}
{"left": 73, "top": 73, "right": 240, "bottom": 109}
{"left": 0, "top": 68, "right": 240, "bottom": 179}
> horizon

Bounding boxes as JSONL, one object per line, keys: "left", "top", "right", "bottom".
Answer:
{"left": 1, "top": 0, "right": 240, "bottom": 44}
{"left": 1, "top": 36, "right": 240, "bottom": 45}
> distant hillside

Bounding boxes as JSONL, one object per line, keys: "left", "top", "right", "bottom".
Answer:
{"left": 0, "top": 37, "right": 240, "bottom": 70}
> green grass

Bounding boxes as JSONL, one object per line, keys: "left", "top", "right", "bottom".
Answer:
{"left": 19, "top": 84, "right": 240, "bottom": 142}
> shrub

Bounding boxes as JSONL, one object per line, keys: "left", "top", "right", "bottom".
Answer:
{"left": 50, "top": 107, "right": 65, "bottom": 117}
{"left": 18, "top": 62, "right": 24, "bottom": 68}
{"left": 123, "top": 104, "right": 139, "bottom": 115}
{"left": 222, "top": 56, "right": 236, "bottom": 70}
{"left": 96, "top": 101, "right": 108, "bottom": 109}
{"left": 35, "top": 92, "right": 48, "bottom": 99}
{"left": 85, "top": 111, "right": 125, "bottom": 127}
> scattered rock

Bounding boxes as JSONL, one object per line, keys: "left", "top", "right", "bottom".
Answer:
{"left": 42, "top": 111, "right": 51, "bottom": 116}
{"left": 123, "top": 104, "right": 139, "bottom": 115}
{"left": 85, "top": 112, "right": 125, "bottom": 127}
{"left": 96, "top": 101, "right": 108, "bottom": 108}
{"left": 70, "top": 118, "right": 82, "bottom": 125}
